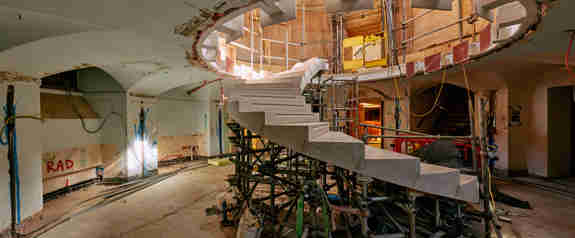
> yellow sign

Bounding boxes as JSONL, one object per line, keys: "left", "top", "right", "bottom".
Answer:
{"left": 342, "top": 34, "right": 388, "bottom": 71}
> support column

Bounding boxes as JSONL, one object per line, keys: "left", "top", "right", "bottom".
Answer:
{"left": 0, "top": 73, "right": 42, "bottom": 232}
{"left": 125, "top": 95, "right": 158, "bottom": 178}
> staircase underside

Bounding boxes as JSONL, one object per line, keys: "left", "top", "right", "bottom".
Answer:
{"left": 226, "top": 59, "right": 479, "bottom": 203}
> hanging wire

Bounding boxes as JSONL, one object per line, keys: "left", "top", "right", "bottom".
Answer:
{"left": 392, "top": 69, "right": 447, "bottom": 118}
{"left": 67, "top": 88, "right": 122, "bottom": 134}
{"left": 68, "top": 71, "right": 123, "bottom": 134}
{"left": 0, "top": 115, "right": 44, "bottom": 145}
{"left": 462, "top": 63, "right": 474, "bottom": 116}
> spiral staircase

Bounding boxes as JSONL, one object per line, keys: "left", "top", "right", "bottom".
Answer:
{"left": 226, "top": 61, "right": 480, "bottom": 203}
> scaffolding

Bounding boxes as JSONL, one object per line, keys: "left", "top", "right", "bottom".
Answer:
{"left": 219, "top": 1, "right": 503, "bottom": 237}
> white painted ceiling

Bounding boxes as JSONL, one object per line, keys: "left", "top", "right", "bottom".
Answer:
{"left": 0, "top": 0, "right": 217, "bottom": 96}
{"left": 0, "top": 0, "right": 574, "bottom": 96}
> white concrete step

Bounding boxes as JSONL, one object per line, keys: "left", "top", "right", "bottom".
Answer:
{"left": 227, "top": 87, "right": 302, "bottom": 98}
{"left": 280, "top": 122, "right": 330, "bottom": 141}
{"left": 416, "top": 163, "right": 461, "bottom": 198}
{"left": 481, "top": 0, "right": 516, "bottom": 10}
{"left": 241, "top": 77, "right": 302, "bottom": 89}
{"left": 494, "top": 1, "right": 527, "bottom": 27}
{"left": 226, "top": 58, "right": 479, "bottom": 202}
{"left": 362, "top": 145, "right": 421, "bottom": 187}
{"left": 238, "top": 100, "right": 311, "bottom": 114}
{"left": 265, "top": 112, "right": 320, "bottom": 125}
{"left": 304, "top": 131, "right": 365, "bottom": 170}
{"left": 231, "top": 95, "right": 306, "bottom": 105}
{"left": 457, "top": 175, "right": 480, "bottom": 202}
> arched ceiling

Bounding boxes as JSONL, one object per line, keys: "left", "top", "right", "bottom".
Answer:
{"left": 0, "top": 0, "right": 574, "bottom": 97}
{"left": 0, "top": 0, "right": 217, "bottom": 96}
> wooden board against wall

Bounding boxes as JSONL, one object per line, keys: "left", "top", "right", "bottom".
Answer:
{"left": 42, "top": 144, "right": 103, "bottom": 179}
{"left": 157, "top": 134, "right": 207, "bottom": 161}
{"left": 42, "top": 144, "right": 105, "bottom": 193}
{"left": 41, "top": 93, "right": 99, "bottom": 119}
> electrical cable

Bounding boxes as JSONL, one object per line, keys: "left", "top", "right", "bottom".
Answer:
{"left": 0, "top": 115, "right": 44, "bottom": 145}
{"left": 565, "top": 33, "right": 575, "bottom": 80}
{"left": 389, "top": 45, "right": 447, "bottom": 119}
{"left": 0, "top": 104, "right": 44, "bottom": 227}
{"left": 487, "top": 167, "right": 497, "bottom": 210}
{"left": 393, "top": 70, "right": 447, "bottom": 118}
{"left": 462, "top": 63, "right": 474, "bottom": 116}
{"left": 66, "top": 88, "right": 122, "bottom": 134}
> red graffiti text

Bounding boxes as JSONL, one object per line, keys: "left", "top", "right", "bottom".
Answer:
{"left": 46, "top": 160, "right": 74, "bottom": 173}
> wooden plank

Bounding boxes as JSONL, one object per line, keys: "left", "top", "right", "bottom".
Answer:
{"left": 41, "top": 93, "right": 99, "bottom": 119}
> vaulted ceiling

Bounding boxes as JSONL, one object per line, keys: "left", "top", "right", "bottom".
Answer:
{"left": 0, "top": 0, "right": 573, "bottom": 97}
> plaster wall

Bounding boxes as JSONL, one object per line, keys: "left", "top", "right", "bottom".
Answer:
{"left": 156, "top": 99, "right": 210, "bottom": 160}
{"left": 494, "top": 88, "right": 509, "bottom": 172}
{"left": 526, "top": 69, "right": 575, "bottom": 177}
{"left": 0, "top": 81, "right": 43, "bottom": 231}
{"left": 41, "top": 119, "right": 103, "bottom": 193}
{"left": 507, "top": 78, "right": 534, "bottom": 175}
{"left": 77, "top": 68, "right": 127, "bottom": 177}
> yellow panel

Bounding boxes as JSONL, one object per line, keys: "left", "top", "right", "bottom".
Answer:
{"left": 343, "top": 60, "right": 363, "bottom": 70}
{"left": 364, "top": 35, "right": 382, "bottom": 43}
{"left": 343, "top": 36, "right": 364, "bottom": 48}
{"left": 342, "top": 34, "right": 388, "bottom": 70}
{"left": 365, "top": 59, "right": 387, "bottom": 68}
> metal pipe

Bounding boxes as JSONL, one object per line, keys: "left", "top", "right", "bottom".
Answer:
{"left": 479, "top": 98, "right": 493, "bottom": 237}
{"left": 402, "top": 9, "right": 433, "bottom": 25}
{"left": 354, "top": 79, "right": 359, "bottom": 137}
{"left": 234, "top": 54, "right": 300, "bottom": 63}
{"left": 186, "top": 78, "right": 223, "bottom": 95}
{"left": 229, "top": 41, "right": 258, "bottom": 52}
{"left": 285, "top": 25, "right": 289, "bottom": 69}
{"left": 402, "top": 16, "right": 472, "bottom": 44}
{"left": 250, "top": 11, "right": 254, "bottom": 70}
{"left": 385, "top": 0, "right": 396, "bottom": 65}
{"left": 7, "top": 85, "right": 18, "bottom": 237}
{"left": 435, "top": 199, "right": 441, "bottom": 228}
{"left": 458, "top": 0, "right": 464, "bottom": 41}
{"left": 407, "top": 192, "right": 416, "bottom": 238}
{"left": 380, "top": 100, "right": 385, "bottom": 148}
{"left": 364, "top": 135, "right": 474, "bottom": 139}
{"left": 261, "top": 38, "right": 301, "bottom": 46}
{"left": 301, "top": 0, "right": 306, "bottom": 60}
{"left": 469, "top": 91, "right": 478, "bottom": 173}
{"left": 261, "top": 55, "right": 300, "bottom": 62}
{"left": 359, "top": 124, "right": 430, "bottom": 136}
{"left": 402, "top": 0, "right": 407, "bottom": 65}
{"left": 260, "top": 24, "right": 264, "bottom": 73}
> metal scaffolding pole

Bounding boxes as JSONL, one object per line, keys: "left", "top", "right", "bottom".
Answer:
{"left": 260, "top": 24, "right": 264, "bottom": 73}
{"left": 360, "top": 123, "right": 429, "bottom": 136}
{"left": 364, "top": 135, "right": 473, "bottom": 140}
{"left": 285, "top": 25, "right": 289, "bottom": 69}
{"left": 402, "top": 9, "right": 433, "bottom": 25}
{"left": 250, "top": 11, "right": 254, "bottom": 71}
{"left": 402, "top": 16, "right": 472, "bottom": 45}
{"left": 301, "top": 0, "right": 305, "bottom": 61}
{"left": 6, "top": 85, "right": 18, "bottom": 238}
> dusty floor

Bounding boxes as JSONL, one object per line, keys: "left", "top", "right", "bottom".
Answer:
{"left": 8, "top": 163, "right": 575, "bottom": 238}
{"left": 496, "top": 180, "right": 575, "bottom": 238}
{"left": 34, "top": 164, "right": 235, "bottom": 238}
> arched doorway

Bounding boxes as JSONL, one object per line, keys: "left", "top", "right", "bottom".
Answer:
{"left": 410, "top": 83, "right": 473, "bottom": 136}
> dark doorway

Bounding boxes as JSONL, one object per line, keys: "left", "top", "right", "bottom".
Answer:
{"left": 548, "top": 86, "right": 574, "bottom": 177}
{"left": 410, "top": 84, "right": 473, "bottom": 136}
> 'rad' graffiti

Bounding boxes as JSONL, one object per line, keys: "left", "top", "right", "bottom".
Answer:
{"left": 46, "top": 160, "right": 74, "bottom": 173}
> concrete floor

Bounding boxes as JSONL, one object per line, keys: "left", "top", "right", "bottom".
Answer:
{"left": 38, "top": 165, "right": 235, "bottom": 238}
{"left": 11, "top": 164, "right": 573, "bottom": 238}
{"left": 496, "top": 181, "right": 575, "bottom": 238}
